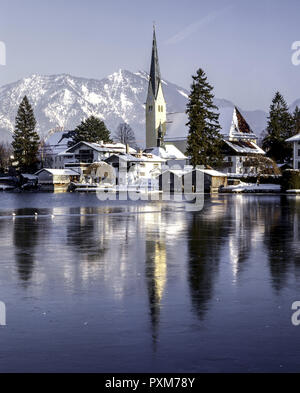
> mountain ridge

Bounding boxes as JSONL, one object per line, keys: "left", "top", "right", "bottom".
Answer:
{"left": 0, "top": 69, "right": 281, "bottom": 146}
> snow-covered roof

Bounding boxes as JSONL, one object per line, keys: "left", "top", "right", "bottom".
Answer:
{"left": 200, "top": 169, "right": 227, "bottom": 177}
{"left": 65, "top": 141, "right": 137, "bottom": 154}
{"left": 224, "top": 140, "right": 265, "bottom": 154}
{"left": 35, "top": 168, "right": 80, "bottom": 176}
{"left": 108, "top": 153, "right": 165, "bottom": 163}
{"left": 161, "top": 168, "right": 227, "bottom": 177}
{"left": 144, "top": 145, "right": 187, "bottom": 160}
{"left": 286, "top": 133, "right": 300, "bottom": 142}
{"left": 165, "top": 107, "right": 258, "bottom": 141}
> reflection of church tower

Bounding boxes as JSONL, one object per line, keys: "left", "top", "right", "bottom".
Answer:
{"left": 145, "top": 239, "right": 167, "bottom": 349}
{"left": 146, "top": 26, "right": 167, "bottom": 148}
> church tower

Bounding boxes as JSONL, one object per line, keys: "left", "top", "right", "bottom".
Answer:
{"left": 146, "top": 27, "right": 167, "bottom": 148}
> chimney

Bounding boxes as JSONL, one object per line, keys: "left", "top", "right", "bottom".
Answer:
{"left": 126, "top": 144, "right": 129, "bottom": 154}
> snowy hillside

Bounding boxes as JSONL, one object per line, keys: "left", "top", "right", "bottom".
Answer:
{"left": 0, "top": 69, "right": 269, "bottom": 146}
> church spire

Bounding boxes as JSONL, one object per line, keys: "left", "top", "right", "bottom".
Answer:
{"left": 146, "top": 26, "right": 166, "bottom": 148}
{"left": 149, "top": 25, "right": 161, "bottom": 98}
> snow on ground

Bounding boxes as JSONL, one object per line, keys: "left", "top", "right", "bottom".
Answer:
{"left": 223, "top": 182, "right": 281, "bottom": 192}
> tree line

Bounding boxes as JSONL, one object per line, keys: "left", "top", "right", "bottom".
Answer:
{"left": 0, "top": 96, "right": 137, "bottom": 174}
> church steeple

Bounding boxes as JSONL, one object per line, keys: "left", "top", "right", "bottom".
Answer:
{"left": 149, "top": 26, "right": 161, "bottom": 98}
{"left": 146, "top": 27, "right": 167, "bottom": 148}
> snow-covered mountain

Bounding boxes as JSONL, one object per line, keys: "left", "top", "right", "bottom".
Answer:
{"left": 0, "top": 69, "right": 269, "bottom": 146}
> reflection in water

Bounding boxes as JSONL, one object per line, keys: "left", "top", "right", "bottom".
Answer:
{"left": 2, "top": 194, "right": 300, "bottom": 371}
{"left": 187, "top": 201, "right": 228, "bottom": 320}
{"left": 13, "top": 210, "right": 44, "bottom": 284}
{"left": 66, "top": 207, "right": 108, "bottom": 263}
{"left": 145, "top": 239, "right": 167, "bottom": 349}
{"left": 228, "top": 196, "right": 260, "bottom": 279}
{"left": 263, "top": 196, "right": 300, "bottom": 291}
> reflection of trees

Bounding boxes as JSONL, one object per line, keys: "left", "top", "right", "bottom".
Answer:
{"left": 228, "top": 196, "right": 260, "bottom": 277}
{"left": 187, "top": 204, "right": 228, "bottom": 320}
{"left": 263, "top": 197, "right": 300, "bottom": 292}
{"left": 13, "top": 211, "right": 45, "bottom": 284}
{"left": 66, "top": 207, "right": 108, "bottom": 263}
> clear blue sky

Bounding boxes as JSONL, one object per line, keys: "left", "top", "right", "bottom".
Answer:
{"left": 0, "top": 0, "right": 299, "bottom": 110}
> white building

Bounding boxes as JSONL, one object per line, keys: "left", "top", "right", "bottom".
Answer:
{"left": 286, "top": 133, "right": 300, "bottom": 170}
{"left": 54, "top": 141, "right": 136, "bottom": 172}
{"left": 105, "top": 152, "right": 165, "bottom": 184}
{"left": 143, "top": 144, "right": 188, "bottom": 168}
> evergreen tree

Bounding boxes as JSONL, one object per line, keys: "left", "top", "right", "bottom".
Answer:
{"left": 114, "top": 122, "right": 137, "bottom": 149}
{"left": 292, "top": 106, "right": 300, "bottom": 135}
{"left": 0, "top": 142, "right": 12, "bottom": 173}
{"left": 12, "top": 96, "right": 40, "bottom": 173}
{"left": 186, "top": 68, "right": 222, "bottom": 167}
{"left": 262, "top": 92, "right": 294, "bottom": 162}
{"left": 69, "top": 116, "right": 111, "bottom": 147}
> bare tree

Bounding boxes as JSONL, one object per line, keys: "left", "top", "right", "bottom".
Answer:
{"left": 244, "top": 155, "right": 281, "bottom": 175}
{"left": 0, "top": 142, "right": 12, "bottom": 173}
{"left": 114, "top": 123, "right": 137, "bottom": 149}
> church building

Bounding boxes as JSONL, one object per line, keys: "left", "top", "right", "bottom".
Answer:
{"left": 145, "top": 27, "right": 167, "bottom": 149}
{"left": 144, "top": 28, "right": 188, "bottom": 168}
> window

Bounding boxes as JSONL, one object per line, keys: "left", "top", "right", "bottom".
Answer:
{"left": 298, "top": 162, "right": 300, "bottom": 170}
{"left": 298, "top": 149, "right": 300, "bottom": 157}
{"left": 149, "top": 105, "right": 153, "bottom": 112}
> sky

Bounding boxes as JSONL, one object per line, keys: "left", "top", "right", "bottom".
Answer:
{"left": 0, "top": 0, "right": 300, "bottom": 111}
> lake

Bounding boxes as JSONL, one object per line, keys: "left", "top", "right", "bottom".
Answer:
{"left": 0, "top": 193, "right": 299, "bottom": 372}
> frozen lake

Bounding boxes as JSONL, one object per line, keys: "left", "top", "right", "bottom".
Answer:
{"left": 0, "top": 193, "right": 299, "bottom": 372}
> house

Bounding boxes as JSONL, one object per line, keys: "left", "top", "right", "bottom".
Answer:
{"left": 143, "top": 144, "right": 188, "bottom": 168}
{"left": 105, "top": 152, "right": 165, "bottom": 185}
{"left": 84, "top": 162, "right": 116, "bottom": 185}
{"left": 286, "top": 133, "right": 300, "bottom": 169}
{"left": 35, "top": 168, "right": 80, "bottom": 192}
{"left": 164, "top": 107, "right": 266, "bottom": 175}
{"left": 54, "top": 141, "right": 136, "bottom": 172}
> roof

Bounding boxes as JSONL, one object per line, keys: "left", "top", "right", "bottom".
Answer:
{"left": 107, "top": 153, "right": 165, "bottom": 163}
{"left": 227, "top": 107, "right": 257, "bottom": 139}
{"left": 149, "top": 27, "right": 161, "bottom": 98}
{"left": 200, "top": 169, "right": 227, "bottom": 177}
{"left": 20, "top": 174, "right": 38, "bottom": 180}
{"left": 286, "top": 133, "right": 300, "bottom": 142}
{"left": 144, "top": 145, "right": 187, "bottom": 160}
{"left": 161, "top": 168, "right": 227, "bottom": 178}
{"left": 224, "top": 140, "right": 265, "bottom": 154}
{"left": 65, "top": 141, "right": 136, "bottom": 154}
{"left": 35, "top": 168, "right": 80, "bottom": 176}
{"left": 165, "top": 107, "right": 258, "bottom": 141}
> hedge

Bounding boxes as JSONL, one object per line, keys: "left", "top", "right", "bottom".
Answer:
{"left": 281, "top": 170, "right": 300, "bottom": 191}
